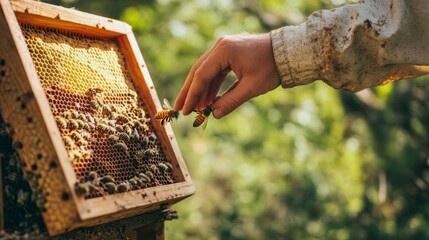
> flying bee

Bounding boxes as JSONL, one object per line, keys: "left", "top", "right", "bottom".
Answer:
{"left": 55, "top": 116, "right": 67, "bottom": 129}
{"left": 193, "top": 104, "right": 213, "bottom": 129}
{"left": 155, "top": 99, "right": 180, "bottom": 126}
{"left": 86, "top": 87, "right": 104, "bottom": 99}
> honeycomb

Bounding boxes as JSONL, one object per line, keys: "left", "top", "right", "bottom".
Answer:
{"left": 20, "top": 24, "right": 177, "bottom": 199}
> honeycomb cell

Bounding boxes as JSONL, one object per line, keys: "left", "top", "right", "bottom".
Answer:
{"left": 21, "top": 24, "right": 177, "bottom": 199}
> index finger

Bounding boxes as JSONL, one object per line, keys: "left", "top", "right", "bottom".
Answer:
{"left": 174, "top": 42, "right": 220, "bottom": 113}
{"left": 181, "top": 42, "right": 231, "bottom": 114}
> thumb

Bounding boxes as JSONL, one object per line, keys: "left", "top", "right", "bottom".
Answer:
{"left": 212, "top": 80, "right": 254, "bottom": 119}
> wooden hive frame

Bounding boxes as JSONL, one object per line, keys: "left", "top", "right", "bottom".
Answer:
{"left": 0, "top": 0, "right": 194, "bottom": 236}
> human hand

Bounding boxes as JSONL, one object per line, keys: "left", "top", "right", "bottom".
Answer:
{"left": 174, "top": 33, "right": 281, "bottom": 119}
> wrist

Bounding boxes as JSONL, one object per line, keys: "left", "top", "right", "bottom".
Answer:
{"left": 271, "top": 25, "right": 321, "bottom": 88}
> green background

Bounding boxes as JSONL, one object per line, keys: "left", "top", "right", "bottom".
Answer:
{"left": 45, "top": 0, "right": 429, "bottom": 239}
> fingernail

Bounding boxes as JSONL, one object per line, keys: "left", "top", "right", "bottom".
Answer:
{"left": 213, "top": 108, "right": 223, "bottom": 119}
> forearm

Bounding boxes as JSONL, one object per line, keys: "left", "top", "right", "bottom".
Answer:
{"left": 271, "top": 0, "right": 429, "bottom": 92}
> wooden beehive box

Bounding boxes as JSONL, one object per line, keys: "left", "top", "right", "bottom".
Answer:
{"left": 0, "top": 0, "right": 194, "bottom": 236}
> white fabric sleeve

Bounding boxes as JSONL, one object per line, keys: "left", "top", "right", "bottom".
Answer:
{"left": 271, "top": 0, "right": 429, "bottom": 92}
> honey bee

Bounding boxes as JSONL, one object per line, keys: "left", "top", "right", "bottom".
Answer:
{"left": 102, "top": 105, "right": 113, "bottom": 116}
{"left": 116, "top": 125, "right": 124, "bottom": 132}
{"left": 134, "top": 150, "right": 144, "bottom": 161}
{"left": 117, "top": 182, "right": 131, "bottom": 193}
{"left": 100, "top": 175, "right": 115, "bottom": 184}
{"left": 104, "top": 182, "right": 117, "bottom": 194}
{"left": 124, "top": 125, "right": 133, "bottom": 135}
{"left": 62, "top": 111, "right": 72, "bottom": 119}
{"left": 68, "top": 119, "right": 79, "bottom": 130}
{"left": 114, "top": 114, "right": 129, "bottom": 123}
{"left": 193, "top": 104, "right": 213, "bottom": 129}
{"left": 135, "top": 108, "right": 146, "bottom": 118}
{"left": 138, "top": 173, "right": 151, "bottom": 183}
{"left": 157, "top": 163, "right": 169, "bottom": 172}
{"left": 155, "top": 99, "right": 180, "bottom": 126}
{"left": 75, "top": 119, "right": 86, "bottom": 129}
{"left": 55, "top": 116, "right": 67, "bottom": 129}
{"left": 145, "top": 170, "right": 154, "bottom": 179}
{"left": 83, "top": 122, "right": 95, "bottom": 131}
{"left": 70, "top": 130, "right": 82, "bottom": 141}
{"left": 118, "top": 132, "right": 130, "bottom": 142}
{"left": 88, "top": 171, "right": 98, "bottom": 181}
{"left": 97, "top": 124, "right": 116, "bottom": 134}
{"left": 148, "top": 133, "right": 157, "bottom": 141}
{"left": 85, "top": 113, "right": 95, "bottom": 124}
{"left": 114, "top": 141, "right": 129, "bottom": 156}
{"left": 165, "top": 162, "right": 173, "bottom": 170}
{"left": 86, "top": 87, "right": 104, "bottom": 99}
{"left": 108, "top": 134, "right": 119, "bottom": 144}
{"left": 69, "top": 150, "right": 83, "bottom": 162}
{"left": 75, "top": 182, "right": 90, "bottom": 196}
{"left": 130, "top": 133, "right": 140, "bottom": 142}
{"left": 131, "top": 119, "right": 144, "bottom": 130}
{"left": 149, "top": 164, "right": 159, "bottom": 174}
{"left": 89, "top": 100, "right": 101, "bottom": 110}
{"left": 82, "top": 150, "right": 92, "bottom": 159}
{"left": 62, "top": 136, "right": 75, "bottom": 148}
{"left": 144, "top": 148, "right": 158, "bottom": 157}
{"left": 70, "top": 109, "right": 79, "bottom": 119}
{"left": 80, "top": 130, "right": 91, "bottom": 140}
{"left": 17, "top": 189, "right": 30, "bottom": 205}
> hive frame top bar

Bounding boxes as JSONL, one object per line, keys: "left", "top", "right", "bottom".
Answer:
{"left": 0, "top": 0, "right": 194, "bottom": 235}
{"left": 10, "top": 0, "right": 131, "bottom": 37}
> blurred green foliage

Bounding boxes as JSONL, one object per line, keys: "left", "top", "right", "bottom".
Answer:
{"left": 45, "top": 0, "right": 429, "bottom": 239}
